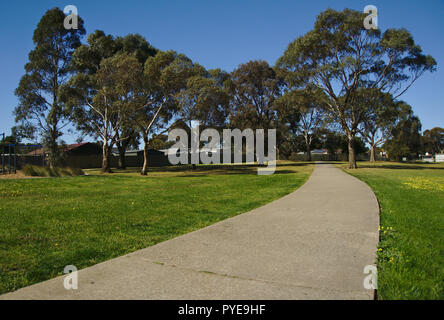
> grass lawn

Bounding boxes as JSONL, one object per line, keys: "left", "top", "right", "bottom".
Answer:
{"left": 340, "top": 161, "right": 444, "bottom": 300}
{"left": 0, "top": 161, "right": 313, "bottom": 295}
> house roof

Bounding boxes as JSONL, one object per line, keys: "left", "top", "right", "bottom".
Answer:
{"left": 28, "top": 142, "right": 93, "bottom": 155}
{"left": 64, "top": 143, "right": 88, "bottom": 152}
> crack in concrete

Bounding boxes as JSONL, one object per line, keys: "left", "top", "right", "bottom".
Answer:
{"left": 140, "top": 257, "right": 371, "bottom": 295}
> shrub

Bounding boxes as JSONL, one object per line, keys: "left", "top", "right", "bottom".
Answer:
{"left": 20, "top": 165, "right": 84, "bottom": 177}
{"left": 44, "top": 167, "right": 56, "bottom": 177}
{"left": 22, "top": 164, "right": 39, "bottom": 176}
{"left": 68, "top": 166, "right": 84, "bottom": 176}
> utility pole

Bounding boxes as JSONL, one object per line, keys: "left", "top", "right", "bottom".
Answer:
{"left": 1, "top": 133, "right": 4, "bottom": 175}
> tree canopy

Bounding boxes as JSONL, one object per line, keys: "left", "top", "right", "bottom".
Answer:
{"left": 13, "top": 7, "right": 439, "bottom": 171}
{"left": 277, "top": 8, "right": 436, "bottom": 168}
{"left": 14, "top": 7, "right": 86, "bottom": 168}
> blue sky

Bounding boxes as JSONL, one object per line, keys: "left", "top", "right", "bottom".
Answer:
{"left": 0, "top": 0, "right": 443, "bottom": 143}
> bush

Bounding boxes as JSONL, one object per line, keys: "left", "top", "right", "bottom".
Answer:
{"left": 22, "top": 164, "right": 39, "bottom": 176}
{"left": 68, "top": 166, "right": 85, "bottom": 176}
{"left": 21, "top": 165, "right": 84, "bottom": 177}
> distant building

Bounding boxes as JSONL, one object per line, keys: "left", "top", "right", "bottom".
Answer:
{"left": 159, "top": 147, "right": 222, "bottom": 157}
{"left": 28, "top": 142, "right": 101, "bottom": 156}
{"left": 434, "top": 154, "right": 444, "bottom": 163}
{"left": 111, "top": 149, "right": 166, "bottom": 157}
{"left": 297, "top": 149, "right": 328, "bottom": 155}
{"left": 420, "top": 155, "right": 434, "bottom": 163}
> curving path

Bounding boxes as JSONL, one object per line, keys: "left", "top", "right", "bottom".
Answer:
{"left": 1, "top": 163, "right": 379, "bottom": 300}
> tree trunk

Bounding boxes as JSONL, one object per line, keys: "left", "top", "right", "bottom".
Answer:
{"left": 102, "top": 141, "right": 112, "bottom": 173}
{"left": 370, "top": 145, "right": 376, "bottom": 163}
{"left": 348, "top": 135, "right": 357, "bottom": 169}
{"left": 46, "top": 127, "right": 59, "bottom": 169}
{"left": 305, "top": 141, "right": 312, "bottom": 162}
{"left": 141, "top": 136, "right": 149, "bottom": 176}
{"left": 117, "top": 143, "right": 127, "bottom": 169}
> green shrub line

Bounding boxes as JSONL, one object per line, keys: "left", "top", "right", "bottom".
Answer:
{"left": 21, "top": 165, "right": 84, "bottom": 177}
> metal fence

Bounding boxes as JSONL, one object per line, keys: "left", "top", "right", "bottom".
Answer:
{"left": 0, "top": 144, "right": 44, "bottom": 174}
{"left": 65, "top": 154, "right": 170, "bottom": 169}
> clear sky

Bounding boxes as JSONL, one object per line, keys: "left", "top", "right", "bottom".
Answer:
{"left": 0, "top": 0, "right": 443, "bottom": 143}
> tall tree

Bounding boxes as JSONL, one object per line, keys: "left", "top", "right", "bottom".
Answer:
{"left": 385, "top": 112, "right": 422, "bottom": 161}
{"left": 136, "top": 50, "right": 201, "bottom": 175}
{"left": 228, "top": 61, "right": 283, "bottom": 131}
{"left": 422, "top": 127, "right": 444, "bottom": 155}
{"left": 320, "top": 129, "right": 343, "bottom": 160}
{"left": 357, "top": 90, "right": 411, "bottom": 162}
{"left": 175, "top": 69, "right": 231, "bottom": 168}
{"left": 62, "top": 50, "right": 143, "bottom": 172}
{"left": 62, "top": 31, "right": 157, "bottom": 172}
{"left": 14, "top": 8, "right": 85, "bottom": 168}
{"left": 277, "top": 8, "right": 436, "bottom": 168}
{"left": 113, "top": 34, "right": 157, "bottom": 168}
{"left": 277, "top": 88, "right": 325, "bottom": 161}
{"left": 177, "top": 69, "right": 230, "bottom": 129}
{"left": 115, "top": 126, "right": 140, "bottom": 169}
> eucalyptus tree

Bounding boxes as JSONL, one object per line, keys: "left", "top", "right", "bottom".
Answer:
{"left": 177, "top": 68, "right": 231, "bottom": 131}
{"left": 14, "top": 8, "right": 85, "bottom": 168}
{"left": 136, "top": 50, "right": 202, "bottom": 175}
{"left": 228, "top": 60, "right": 283, "bottom": 131}
{"left": 115, "top": 127, "right": 140, "bottom": 169}
{"left": 421, "top": 127, "right": 444, "bottom": 156}
{"left": 277, "top": 8, "right": 436, "bottom": 168}
{"left": 277, "top": 88, "right": 325, "bottom": 161}
{"left": 64, "top": 52, "right": 143, "bottom": 172}
{"left": 385, "top": 112, "right": 422, "bottom": 161}
{"left": 174, "top": 69, "right": 231, "bottom": 168}
{"left": 61, "top": 31, "right": 157, "bottom": 172}
{"left": 115, "top": 33, "right": 158, "bottom": 65}
{"left": 61, "top": 30, "right": 145, "bottom": 172}
{"left": 113, "top": 34, "right": 157, "bottom": 168}
{"left": 356, "top": 90, "right": 412, "bottom": 162}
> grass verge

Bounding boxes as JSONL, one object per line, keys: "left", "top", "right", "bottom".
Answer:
{"left": 340, "top": 161, "right": 444, "bottom": 299}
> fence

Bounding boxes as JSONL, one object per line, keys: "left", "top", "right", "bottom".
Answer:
{"left": 1, "top": 144, "right": 44, "bottom": 174}
{"left": 65, "top": 154, "right": 170, "bottom": 169}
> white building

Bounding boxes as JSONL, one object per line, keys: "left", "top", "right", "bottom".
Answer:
{"left": 435, "top": 154, "right": 444, "bottom": 163}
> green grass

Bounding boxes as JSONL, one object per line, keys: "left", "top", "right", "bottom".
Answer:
{"left": 0, "top": 161, "right": 312, "bottom": 294}
{"left": 340, "top": 161, "right": 444, "bottom": 300}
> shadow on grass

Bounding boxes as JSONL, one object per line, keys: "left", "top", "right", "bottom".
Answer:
{"left": 89, "top": 162, "right": 313, "bottom": 177}
{"left": 356, "top": 164, "right": 444, "bottom": 170}
{"left": 177, "top": 169, "right": 298, "bottom": 178}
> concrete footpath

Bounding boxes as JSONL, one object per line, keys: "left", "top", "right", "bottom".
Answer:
{"left": 1, "top": 163, "right": 379, "bottom": 300}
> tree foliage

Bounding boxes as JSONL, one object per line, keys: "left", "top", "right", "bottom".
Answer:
{"left": 228, "top": 60, "right": 283, "bottom": 131}
{"left": 14, "top": 7, "right": 438, "bottom": 171}
{"left": 385, "top": 113, "right": 422, "bottom": 161}
{"left": 136, "top": 50, "right": 203, "bottom": 175}
{"left": 277, "top": 8, "right": 436, "bottom": 168}
{"left": 277, "top": 87, "right": 326, "bottom": 161}
{"left": 422, "top": 127, "right": 444, "bottom": 155}
{"left": 61, "top": 30, "right": 147, "bottom": 172}
{"left": 14, "top": 8, "right": 85, "bottom": 168}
